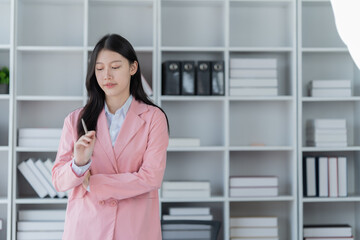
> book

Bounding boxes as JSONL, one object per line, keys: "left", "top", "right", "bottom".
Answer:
{"left": 310, "top": 88, "right": 352, "bottom": 97}
{"left": 211, "top": 61, "right": 225, "bottom": 95}
{"left": 18, "top": 210, "right": 66, "bottom": 221}
{"left": 162, "top": 61, "right": 181, "bottom": 95}
{"left": 230, "top": 217, "right": 278, "bottom": 227}
{"left": 162, "top": 215, "right": 213, "bottom": 221}
{"left": 162, "top": 181, "right": 210, "bottom": 190}
{"left": 231, "top": 238, "right": 279, "bottom": 240}
{"left": 18, "top": 138, "right": 60, "bottom": 148}
{"left": 307, "top": 119, "right": 346, "bottom": 129}
{"left": 168, "top": 138, "right": 201, "bottom": 147}
{"left": 169, "top": 207, "right": 210, "bottom": 216}
{"left": 306, "top": 141, "right": 347, "bottom": 147}
{"left": 329, "top": 157, "right": 339, "bottom": 197}
{"left": 230, "top": 187, "right": 278, "bottom": 197}
{"left": 318, "top": 157, "right": 329, "bottom": 197}
{"left": 229, "top": 87, "right": 278, "bottom": 96}
{"left": 310, "top": 80, "right": 351, "bottom": 88}
{"left": 141, "top": 74, "right": 153, "bottom": 96}
{"left": 305, "top": 238, "right": 353, "bottom": 240}
{"left": 303, "top": 224, "right": 352, "bottom": 237}
{"left": 229, "top": 58, "right": 277, "bottom": 69}
{"left": 26, "top": 158, "right": 57, "bottom": 198}
{"left": 307, "top": 133, "right": 347, "bottom": 142}
{"left": 306, "top": 128, "right": 347, "bottom": 135}
{"left": 338, "top": 157, "right": 348, "bottom": 197}
{"left": 0, "top": 218, "right": 2, "bottom": 230}
{"left": 230, "top": 78, "right": 278, "bottom": 88}
{"left": 162, "top": 189, "right": 210, "bottom": 198}
{"left": 162, "top": 224, "right": 211, "bottom": 230}
{"left": 229, "top": 176, "right": 278, "bottom": 188}
{"left": 18, "top": 128, "right": 62, "bottom": 138}
{"left": 17, "top": 221, "right": 64, "bottom": 231}
{"left": 162, "top": 229, "right": 211, "bottom": 239}
{"left": 230, "top": 69, "right": 277, "bottom": 78}
{"left": 230, "top": 227, "right": 278, "bottom": 238}
{"left": 35, "top": 159, "right": 66, "bottom": 198}
{"left": 17, "top": 231, "right": 63, "bottom": 240}
{"left": 196, "top": 61, "right": 211, "bottom": 95}
{"left": 18, "top": 161, "right": 48, "bottom": 198}
{"left": 303, "top": 157, "right": 318, "bottom": 197}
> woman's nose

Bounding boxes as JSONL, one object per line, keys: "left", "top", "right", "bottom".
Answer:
{"left": 104, "top": 69, "right": 112, "bottom": 79}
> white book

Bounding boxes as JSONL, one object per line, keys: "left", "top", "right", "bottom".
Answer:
{"left": 303, "top": 225, "right": 352, "bottom": 237}
{"left": 0, "top": 218, "right": 2, "bottom": 230}
{"left": 229, "top": 87, "right": 278, "bottom": 96}
{"left": 231, "top": 238, "right": 279, "bottom": 240}
{"left": 230, "top": 79, "right": 278, "bottom": 88}
{"left": 230, "top": 176, "right": 278, "bottom": 187}
{"left": 305, "top": 238, "right": 353, "bottom": 240}
{"left": 318, "top": 157, "right": 329, "bottom": 197}
{"left": 310, "top": 80, "right": 352, "bottom": 88}
{"left": 26, "top": 158, "right": 57, "bottom": 198}
{"left": 306, "top": 141, "right": 348, "bottom": 147}
{"left": 17, "top": 231, "right": 63, "bottom": 240}
{"left": 18, "top": 161, "right": 47, "bottom": 198}
{"left": 304, "top": 157, "right": 317, "bottom": 197}
{"left": 307, "top": 133, "right": 347, "bottom": 142}
{"left": 35, "top": 159, "right": 66, "bottom": 198}
{"left": 162, "top": 181, "right": 210, "bottom": 190}
{"left": 162, "top": 215, "right": 213, "bottom": 221}
{"left": 141, "top": 74, "right": 153, "bottom": 96}
{"left": 230, "top": 69, "right": 277, "bottom": 78}
{"left": 18, "top": 210, "right": 66, "bottom": 221}
{"left": 230, "top": 227, "right": 278, "bottom": 238}
{"left": 230, "top": 217, "right": 278, "bottom": 227}
{"left": 168, "top": 138, "right": 201, "bottom": 147}
{"left": 306, "top": 128, "right": 347, "bottom": 135}
{"left": 310, "top": 88, "right": 352, "bottom": 97}
{"left": 230, "top": 58, "right": 277, "bottom": 69}
{"left": 162, "top": 189, "right": 210, "bottom": 198}
{"left": 18, "top": 128, "right": 62, "bottom": 138}
{"left": 44, "top": 159, "right": 70, "bottom": 197}
{"left": 329, "top": 157, "right": 339, "bottom": 197}
{"left": 17, "top": 221, "right": 64, "bottom": 231}
{"left": 307, "top": 119, "right": 346, "bottom": 129}
{"left": 162, "top": 224, "right": 211, "bottom": 230}
{"left": 169, "top": 207, "right": 210, "bottom": 216}
{"left": 162, "top": 229, "right": 211, "bottom": 239}
{"left": 18, "top": 138, "right": 60, "bottom": 148}
{"left": 230, "top": 187, "right": 278, "bottom": 197}
{"left": 338, "top": 157, "right": 348, "bottom": 197}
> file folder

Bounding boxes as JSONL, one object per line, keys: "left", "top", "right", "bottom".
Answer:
{"left": 181, "top": 61, "right": 195, "bottom": 95}
{"left": 196, "top": 61, "right": 211, "bottom": 95}
{"left": 211, "top": 61, "right": 224, "bottom": 95}
{"left": 162, "top": 61, "right": 181, "bottom": 95}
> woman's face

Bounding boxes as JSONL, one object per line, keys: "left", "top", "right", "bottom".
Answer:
{"left": 95, "top": 49, "right": 137, "bottom": 99}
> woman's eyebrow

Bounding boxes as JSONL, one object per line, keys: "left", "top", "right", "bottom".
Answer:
{"left": 96, "top": 60, "right": 122, "bottom": 64}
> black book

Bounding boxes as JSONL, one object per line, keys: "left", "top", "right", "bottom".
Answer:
{"left": 211, "top": 61, "right": 225, "bottom": 95}
{"left": 196, "top": 61, "right": 211, "bottom": 95}
{"left": 181, "top": 61, "right": 196, "bottom": 95}
{"left": 162, "top": 61, "right": 181, "bottom": 95}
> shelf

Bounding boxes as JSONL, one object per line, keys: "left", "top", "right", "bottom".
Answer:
{"left": 230, "top": 146, "right": 294, "bottom": 151}
{"left": 302, "top": 47, "right": 348, "bottom": 53}
{"left": 303, "top": 196, "right": 360, "bottom": 203}
{"left": 16, "top": 95, "right": 84, "bottom": 101}
{"left": 229, "top": 96, "right": 293, "bottom": 101}
{"left": 17, "top": 46, "right": 84, "bottom": 52}
{"left": 167, "top": 146, "right": 225, "bottom": 152}
{"left": 302, "top": 146, "right": 360, "bottom": 152}
{"left": 0, "top": 197, "right": 7, "bottom": 204}
{"left": 0, "top": 146, "right": 9, "bottom": 152}
{"left": 16, "top": 147, "right": 58, "bottom": 152}
{"left": 302, "top": 97, "right": 360, "bottom": 102}
{"left": 160, "top": 96, "right": 225, "bottom": 102}
{"left": 89, "top": 0, "right": 153, "bottom": 5}
{"left": 229, "top": 47, "right": 293, "bottom": 52}
{"left": 0, "top": 94, "right": 9, "bottom": 100}
{"left": 15, "top": 198, "right": 68, "bottom": 204}
{"left": 160, "top": 196, "right": 224, "bottom": 203}
{"left": 161, "top": 46, "right": 225, "bottom": 52}
{"left": 162, "top": 0, "right": 224, "bottom": 7}
{"left": 0, "top": 45, "right": 10, "bottom": 50}
{"left": 230, "top": 195, "right": 295, "bottom": 202}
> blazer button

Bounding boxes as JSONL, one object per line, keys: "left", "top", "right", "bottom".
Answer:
{"left": 99, "top": 200, "right": 105, "bottom": 205}
{"left": 110, "top": 200, "right": 117, "bottom": 207}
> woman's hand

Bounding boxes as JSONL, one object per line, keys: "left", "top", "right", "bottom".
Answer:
{"left": 74, "top": 130, "right": 96, "bottom": 166}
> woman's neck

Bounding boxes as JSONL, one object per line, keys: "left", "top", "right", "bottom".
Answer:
{"left": 105, "top": 93, "right": 130, "bottom": 114}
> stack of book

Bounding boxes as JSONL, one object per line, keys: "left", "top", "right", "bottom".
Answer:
{"left": 0, "top": 218, "right": 2, "bottom": 231}
{"left": 230, "top": 217, "right": 279, "bottom": 240}
{"left": 303, "top": 224, "right": 353, "bottom": 240}
{"left": 162, "top": 181, "right": 211, "bottom": 198}
{"left": 303, "top": 156, "right": 347, "bottom": 198}
{"left": 306, "top": 119, "right": 347, "bottom": 147}
{"left": 229, "top": 176, "right": 278, "bottom": 197}
{"left": 168, "top": 138, "right": 201, "bottom": 148}
{"left": 308, "top": 80, "right": 352, "bottom": 97}
{"left": 17, "top": 209, "right": 65, "bottom": 240}
{"left": 162, "top": 207, "right": 213, "bottom": 240}
{"left": 18, "top": 158, "right": 67, "bottom": 198}
{"left": 229, "top": 58, "right": 278, "bottom": 97}
{"left": 18, "top": 128, "right": 62, "bottom": 148}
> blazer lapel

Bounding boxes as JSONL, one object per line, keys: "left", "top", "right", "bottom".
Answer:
{"left": 113, "top": 100, "right": 147, "bottom": 160}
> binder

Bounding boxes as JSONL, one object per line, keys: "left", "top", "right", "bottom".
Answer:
{"left": 181, "top": 61, "right": 195, "bottom": 95}
{"left": 211, "top": 61, "right": 225, "bottom": 95}
{"left": 162, "top": 61, "right": 181, "bottom": 95}
{"left": 196, "top": 61, "right": 211, "bottom": 95}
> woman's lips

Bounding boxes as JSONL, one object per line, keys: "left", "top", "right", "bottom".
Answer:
{"left": 104, "top": 83, "right": 116, "bottom": 88}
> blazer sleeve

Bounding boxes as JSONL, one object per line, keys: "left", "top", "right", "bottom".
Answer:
{"left": 52, "top": 112, "right": 90, "bottom": 192}
{"left": 89, "top": 109, "right": 169, "bottom": 201}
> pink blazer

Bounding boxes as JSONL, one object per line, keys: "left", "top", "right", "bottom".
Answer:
{"left": 52, "top": 99, "right": 169, "bottom": 240}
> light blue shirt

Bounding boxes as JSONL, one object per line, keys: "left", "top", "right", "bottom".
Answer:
{"left": 72, "top": 95, "right": 133, "bottom": 179}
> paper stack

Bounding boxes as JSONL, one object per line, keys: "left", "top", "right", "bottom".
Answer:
{"left": 229, "top": 58, "right": 278, "bottom": 97}
{"left": 18, "top": 158, "right": 67, "bottom": 198}
{"left": 306, "top": 119, "right": 347, "bottom": 147}
{"left": 162, "top": 181, "right": 211, "bottom": 198}
{"left": 303, "top": 224, "right": 353, "bottom": 240}
{"left": 230, "top": 217, "right": 279, "bottom": 240}
{"left": 17, "top": 209, "right": 66, "bottom": 240}
{"left": 309, "top": 80, "right": 352, "bottom": 97}
{"left": 229, "top": 176, "right": 278, "bottom": 197}
{"left": 18, "top": 128, "right": 62, "bottom": 148}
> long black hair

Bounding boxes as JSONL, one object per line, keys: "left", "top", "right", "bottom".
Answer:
{"left": 77, "top": 34, "right": 169, "bottom": 137}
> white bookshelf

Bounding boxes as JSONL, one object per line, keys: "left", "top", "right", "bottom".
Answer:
{"left": 298, "top": 1, "right": 360, "bottom": 240}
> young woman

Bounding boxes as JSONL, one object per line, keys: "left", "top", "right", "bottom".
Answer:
{"left": 52, "top": 34, "right": 169, "bottom": 240}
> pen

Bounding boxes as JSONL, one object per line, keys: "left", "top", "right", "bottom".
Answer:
{"left": 81, "top": 118, "right": 88, "bottom": 134}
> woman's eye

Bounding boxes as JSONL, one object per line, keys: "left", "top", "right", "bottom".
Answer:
{"left": 112, "top": 66, "right": 120, "bottom": 69}
{"left": 96, "top": 68, "right": 103, "bottom": 71}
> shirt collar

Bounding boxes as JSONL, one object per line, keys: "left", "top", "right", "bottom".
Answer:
{"left": 104, "top": 95, "right": 133, "bottom": 117}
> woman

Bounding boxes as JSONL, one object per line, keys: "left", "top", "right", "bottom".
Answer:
{"left": 52, "top": 34, "right": 169, "bottom": 240}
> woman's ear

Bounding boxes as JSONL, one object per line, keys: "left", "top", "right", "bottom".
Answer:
{"left": 130, "top": 61, "right": 138, "bottom": 76}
